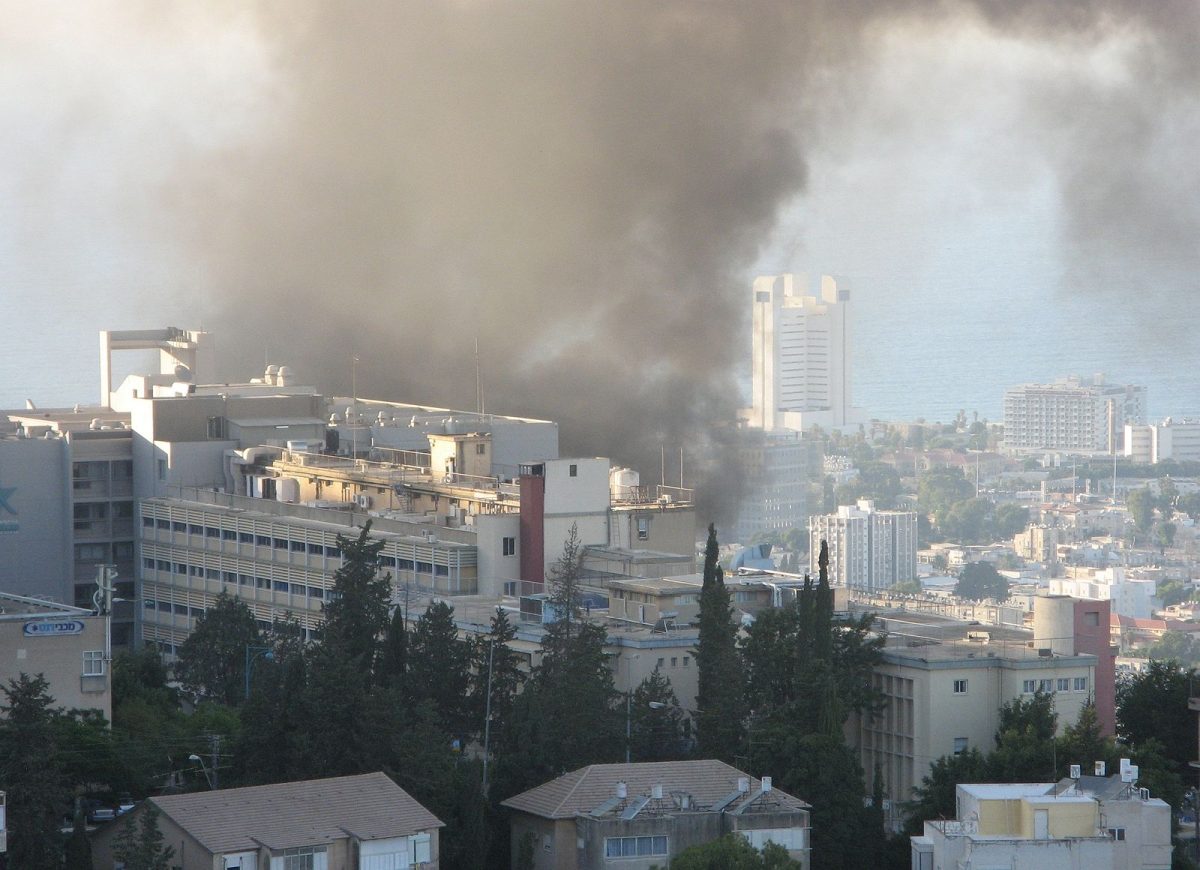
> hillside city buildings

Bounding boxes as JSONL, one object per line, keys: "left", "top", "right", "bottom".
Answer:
{"left": 1002, "top": 374, "right": 1146, "bottom": 455}
{"left": 809, "top": 499, "right": 917, "bottom": 592}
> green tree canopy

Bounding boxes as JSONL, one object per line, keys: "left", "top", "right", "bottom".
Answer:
{"left": 112, "top": 803, "right": 176, "bottom": 870}
{"left": 696, "top": 523, "right": 744, "bottom": 761}
{"left": 993, "top": 502, "right": 1030, "bottom": 539}
{"left": 321, "top": 521, "right": 392, "bottom": 671}
{"left": 1127, "top": 488, "right": 1156, "bottom": 538}
{"left": 174, "top": 590, "right": 263, "bottom": 706}
{"left": 666, "top": 834, "right": 801, "bottom": 869}
{"left": 0, "top": 673, "right": 68, "bottom": 869}
{"left": 955, "top": 562, "right": 1009, "bottom": 601}
{"left": 409, "top": 600, "right": 472, "bottom": 739}
{"left": 1117, "top": 659, "right": 1195, "bottom": 774}
{"left": 629, "top": 667, "right": 689, "bottom": 762}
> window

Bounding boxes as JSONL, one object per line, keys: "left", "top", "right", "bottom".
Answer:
{"left": 636, "top": 516, "right": 650, "bottom": 540}
{"left": 75, "top": 544, "right": 107, "bottom": 562}
{"left": 157, "top": 459, "right": 167, "bottom": 480}
{"left": 604, "top": 836, "right": 668, "bottom": 858}
{"left": 278, "top": 846, "right": 326, "bottom": 870}
{"left": 411, "top": 833, "right": 432, "bottom": 864}
{"left": 1074, "top": 677, "right": 1088, "bottom": 692}
{"left": 569, "top": 464, "right": 578, "bottom": 477}
{"left": 1038, "top": 679, "right": 1053, "bottom": 693}
{"left": 239, "top": 532, "right": 254, "bottom": 544}
{"left": 1085, "top": 610, "right": 1100, "bottom": 626}
{"left": 755, "top": 290, "right": 771, "bottom": 303}
{"left": 1057, "top": 678, "right": 1070, "bottom": 692}
{"left": 113, "top": 542, "right": 134, "bottom": 560}
{"left": 1023, "top": 679, "right": 1037, "bottom": 694}
{"left": 1108, "top": 827, "right": 1126, "bottom": 841}
{"left": 953, "top": 679, "right": 968, "bottom": 695}
{"left": 671, "top": 657, "right": 677, "bottom": 667}
{"left": 502, "top": 536, "right": 516, "bottom": 557}
{"left": 683, "top": 656, "right": 690, "bottom": 667}
{"left": 142, "top": 516, "right": 155, "bottom": 528}
{"left": 657, "top": 657, "right": 665, "bottom": 668}
{"left": 476, "top": 443, "right": 487, "bottom": 455}
{"left": 188, "top": 524, "right": 204, "bottom": 536}
{"left": 256, "top": 535, "right": 272, "bottom": 547}
{"left": 83, "top": 650, "right": 104, "bottom": 676}
{"left": 953, "top": 737, "right": 969, "bottom": 755}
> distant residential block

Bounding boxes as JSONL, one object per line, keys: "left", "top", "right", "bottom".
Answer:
{"left": 809, "top": 499, "right": 917, "bottom": 592}
{"left": 1003, "top": 374, "right": 1146, "bottom": 455}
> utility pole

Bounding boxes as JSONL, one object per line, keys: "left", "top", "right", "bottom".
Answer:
{"left": 481, "top": 635, "right": 495, "bottom": 794}
{"left": 210, "top": 733, "right": 221, "bottom": 791}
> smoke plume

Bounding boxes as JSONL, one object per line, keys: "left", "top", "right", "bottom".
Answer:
{"left": 9, "top": 1, "right": 1195, "bottom": 524}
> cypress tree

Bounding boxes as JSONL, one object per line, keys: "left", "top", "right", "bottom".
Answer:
{"left": 696, "top": 524, "right": 743, "bottom": 761}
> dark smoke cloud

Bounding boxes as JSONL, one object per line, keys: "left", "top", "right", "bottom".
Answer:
{"left": 134, "top": 0, "right": 1198, "bottom": 523}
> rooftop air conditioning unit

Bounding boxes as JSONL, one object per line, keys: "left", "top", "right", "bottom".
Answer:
{"left": 356, "top": 493, "right": 373, "bottom": 509}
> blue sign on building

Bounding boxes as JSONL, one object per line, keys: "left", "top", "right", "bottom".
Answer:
{"left": 23, "top": 620, "right": 85, "bottom": 637}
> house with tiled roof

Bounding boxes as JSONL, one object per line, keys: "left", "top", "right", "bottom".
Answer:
{"left": 501, "top": 760, "right": 810, "bottom": 870}
{"left": 91, "top": 772, "right": 443, "bottom": 870}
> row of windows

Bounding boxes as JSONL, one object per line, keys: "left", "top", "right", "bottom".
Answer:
{"left": 143, "top": 562, "right": 330, "bottom": 600}
{"left": 77, "top": 542, "right": 135, "bottom": 562}
{"left": 957, "top": 677, "right": 1089, "bottom": 695}
{"left": 1022, "top": 677, "right": 1088, "bottom": 694}
{"left": 143, "top": 518, "right": 344, "bottom": 558}
{"left": 655, "top": 656, "right": 690, "bottom": 668}
{"left": 605, "top": 836, "right": 668, "bottom": 859}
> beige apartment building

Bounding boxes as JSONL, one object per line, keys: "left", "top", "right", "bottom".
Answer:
{"left": 853, "top": 637, "right": 1097, "bottom": 830}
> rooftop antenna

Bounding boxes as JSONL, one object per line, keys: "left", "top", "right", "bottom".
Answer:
{"left": 352, "top": 355, "right": 360, "bottom": 461}
{"left": 680, "top": 446, "right": 684, "bottom": 489}
{"left": 661, "top": 444, "right": 665, "bottom": 489}
{"left": 474, "top": 337, "right": 484, "bottom": 416}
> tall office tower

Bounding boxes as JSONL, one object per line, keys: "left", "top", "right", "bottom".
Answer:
{"left": 1003, "top": 374, "right": 1147, "bottom": 455}
{"left": 748, "top": 273, "right": 860, "bottom": 433}
{"left": 809, "top": 499, "right": 917, "bottom": 592}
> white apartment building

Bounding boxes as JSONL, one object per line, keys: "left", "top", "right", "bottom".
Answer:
{"left": 1003, "top": 374, "right": 1147, "bottom": 455}
{"left": 745, "top": 273, "right": 864, "bottom": 433}
{"left": 853, "top": 636, "right": 1097, "bottom": 831}
{"left": 1124, "top": 417, "right": 1200, "bottom": 464}
{"left": 1048, "top": 567, "right": 1159, "bottom": 620}
{"left": 912, "top": 778, "right": 1171, "bottom": 870}
{"left": 809, "top": 499, "right": 917, "bottom": 592}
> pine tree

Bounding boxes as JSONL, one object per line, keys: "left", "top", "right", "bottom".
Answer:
{"left": 0, "top": 674, "right": 67, "bottom": 869}
{"left": 547, "top": 522, "right": 585, "bottom": 637}
{"left": 695, "top": 523, "right": 743, "bottom": 761}
{"left": 321, "top": 521, "right": 392, "bottom": 672}
{"left": 629, "top": 667, "right": 688, "bottom": 761}
{"left": 378, "top": 605, "right": 410, "bottom": 694}
{"left": 409, "top": 600, "right": 472, "bottom": 739}
{"left": 64, "top": 805, "right": 95, "bottom": 869}
{"left": 469, "top": 607, "right": 526, "bottom": 745}
{"left": 112, "top": 803, "right": 176, "bottom": 870}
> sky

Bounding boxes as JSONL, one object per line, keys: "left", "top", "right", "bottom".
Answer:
{"left": 1, "top": 2, "right": 1197, "bottom": 502}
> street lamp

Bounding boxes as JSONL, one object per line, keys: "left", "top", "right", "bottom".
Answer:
{"left": 244, "top": 645, "right": 273, "bottom": 699}
{"left": 189, "top": 754, "right": 215, "bottom": 790}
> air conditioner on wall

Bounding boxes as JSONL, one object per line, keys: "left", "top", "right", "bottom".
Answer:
{"left": 356, "top": 493, "right": 373, "bottom": 509}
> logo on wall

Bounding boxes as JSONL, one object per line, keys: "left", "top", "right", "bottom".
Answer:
{"left": 0, "top": 486, "right": 16, "bottom": 534}
{"left": 24, "top": 620, "right": 85, "bottom": 637}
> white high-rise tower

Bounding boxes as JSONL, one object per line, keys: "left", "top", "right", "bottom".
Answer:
{"left": 746, "top": 273, "right": 861, "bottom": 432}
